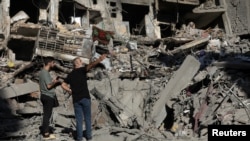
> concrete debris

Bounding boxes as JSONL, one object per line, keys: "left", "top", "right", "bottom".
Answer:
{"left": 150, "top": 55, "right": 201, "bottom": 128}
{"left": 0, "top": 0, "right": 250, "bottom": 141}
{"left": 0, "top": 80, "right": 39, "bottom": 99}
{"left": 10, "top": 11, "right": 29, "bottom": 24}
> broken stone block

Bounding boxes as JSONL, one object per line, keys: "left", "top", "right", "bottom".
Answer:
{"left": 150, "top": 55, "right": 200, "bottom": 127}
{"left": 0, "top": 80, "right": 39, "bottom": 99}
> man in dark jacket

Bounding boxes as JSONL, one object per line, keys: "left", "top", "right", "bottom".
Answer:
{"left": 61, "top": 54, "right": 106, "bottom": 141}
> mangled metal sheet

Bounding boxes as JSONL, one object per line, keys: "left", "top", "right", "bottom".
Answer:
{"left": 34, "top": 27, "right": 93, "bottom": 64}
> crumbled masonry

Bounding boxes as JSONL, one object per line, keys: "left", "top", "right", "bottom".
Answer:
{"left": 1, "top": 0, "right": 250, "bottom": 140}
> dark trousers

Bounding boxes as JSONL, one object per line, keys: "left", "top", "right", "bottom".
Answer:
{"left": 41, "top": 94, "right": 54, "bottom": 134}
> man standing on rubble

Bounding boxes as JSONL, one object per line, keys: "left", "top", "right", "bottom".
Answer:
{"left": 61, "top": 54, "right": 107, "bottom": 141}
{"left": 38, "top": 56, "right": 60, "bottom": 139}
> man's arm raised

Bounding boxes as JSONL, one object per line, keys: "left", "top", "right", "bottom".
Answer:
{"left": 86, "top": 54, "right": 107, "bottom": 71}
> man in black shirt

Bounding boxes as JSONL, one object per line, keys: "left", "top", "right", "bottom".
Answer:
{"left": 61, "top": 54, "right": 106, "bottom": 141}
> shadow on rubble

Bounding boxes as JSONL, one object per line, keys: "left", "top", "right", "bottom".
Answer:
{"left": 159, "top": 42, "right": 250, "bottom": 136}
{"left": 0, "top": 97, "right": 23, "bottom": 140}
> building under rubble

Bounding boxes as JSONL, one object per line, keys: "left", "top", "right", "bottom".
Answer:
{"left": 1, "top": 0, "right": 250, "bottom": 141}
{"left": 0, "top": 0, "right": 250, "bottom": 61}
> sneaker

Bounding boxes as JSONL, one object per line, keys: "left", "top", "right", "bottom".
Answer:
{"left": 43, "top": 133, "right": 56, "bottom": 140}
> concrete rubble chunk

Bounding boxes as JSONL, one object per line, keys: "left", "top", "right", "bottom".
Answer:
{"left": 10, "top": 10, "right": 29, "bottom": 24}
{"left": 1, "top": 0, "right": 250, "bottom": 140}
{"left": 150, "top": 55, "right": 200, "bottom": 127}
{"left": 16, "top": 106, "right": 42, "bottom": 114}
{"left": 90, "top": 86, "right": 146, "bottom": 128}
{"left": 169, "top": 37, "right": 210, "bottom": 55}
{"left": 53, "top": 113, "right": 73, "bottom": 128}
{"left": 0, "top": 80, "right": 39, "bottom": 99}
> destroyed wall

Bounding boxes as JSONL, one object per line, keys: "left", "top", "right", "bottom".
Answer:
{"left": 79, "top": 0, "right": 160, "bottom": 39}
{"left": 57, "top": 0, "right": 159, "bottom": 39}
{"left": 1, "top": 0, "right": 250, "bottom": 141}
{"left": 225, "top": 0, "right": 250, "bottom": 35}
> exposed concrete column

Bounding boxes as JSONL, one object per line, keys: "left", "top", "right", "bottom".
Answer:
{"left": 39, "top": 9, "right": 47, "bottom": 21}
{"left": 48, "top": 0, "right": 59, "bottom": 24}
{"left": 0, "top": 2, "right": 3, "bottom": 34}
{"left": 145, "top": 14, "right": 161, "bottom": 39}
{"left": 144, "top": 4, "right": 161, "bottom": 39}
{"left": 82, "top": 9, "right": 90, "bottom": 28}
{"left": 115, "top": 0, "right": 123, "bottom": 21}
{"left": 220, "top": 0, "right": 233, "bottom": 36}
{"left": 1, "top": 0, "right": 10, "bottom": 38}
{"left": 0, "top": 0, "right": 10, "bottom": 50}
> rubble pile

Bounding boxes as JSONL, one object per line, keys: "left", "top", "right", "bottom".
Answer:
{"left": 0, "top": 0, "right": 250, "bottom": 141}
{"left": 1, "top": 22, "right": 250, "bottom": 141}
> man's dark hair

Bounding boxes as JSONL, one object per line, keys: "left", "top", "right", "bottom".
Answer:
{"left": 43, "top": 56, "right": 54, "bottom": 65}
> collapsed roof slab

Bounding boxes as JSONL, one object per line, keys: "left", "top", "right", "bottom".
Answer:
{"left": 10, "top": 23, "right": 41, "bottom": 41}
{"left": 150, "top": 55, "right": 200, "bottom": 128}
{"left": 0, "top": 80, "right": 39, "bottom": 99}
{"left": 184, "top": 9, "right": 225, "bottom": 29}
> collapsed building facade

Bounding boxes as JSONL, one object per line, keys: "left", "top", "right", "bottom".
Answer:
{"left": 0, "top": 0, "right": 250, "bottom": 140}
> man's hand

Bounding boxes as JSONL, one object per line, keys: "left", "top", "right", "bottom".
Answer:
{"left": 86, "top": 54, "right": 107, "bottom": 71}
{"left": 47, "top": 78, "right": 61, "bottom": 89}
{"left": 61, "top": 82, "right": 72, "bottom": 95}
{"left": 52, "top": 78, "right": 61, "bottom": 85}
{"left": 99, "top": 54, "right": 107, "bottom": 61}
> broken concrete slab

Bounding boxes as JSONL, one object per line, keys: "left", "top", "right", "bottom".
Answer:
{"left": 150, "top": 55, "right": 200, "bottom": 127}
{"left": 16, "top": 106, "right": 42, "bottom": 114}
{"left": 90, "top": 86, "right": 146, "bottom": 128}
{"left": 53, "top": 113, "right": 73, "bottom": 128}
{"left": 10, "top": 11, "right": 29, "bottom": 24}
{"left": 169, "top": 37, "right": 210, "bottom": 55}
{"left": 0, "top": 80, "right": 39, "bottom": 99}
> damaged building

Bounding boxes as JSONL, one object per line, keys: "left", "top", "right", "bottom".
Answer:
{"left": 1, "top": 0, "right": 250, "bottom": 141}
